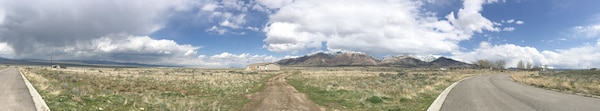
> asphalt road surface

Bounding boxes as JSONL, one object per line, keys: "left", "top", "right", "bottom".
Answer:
{"left": 0, "top": 67, "right": 36, "bottom": 111}
{"left": 441, "top": 74, "right": 600, "bottom": 111}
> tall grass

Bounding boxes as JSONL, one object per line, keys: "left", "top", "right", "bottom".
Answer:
{"left": 19, "top": 66, "right": 275, "bottom": 110}
{"left": 511, "top": 70, "right": 600, "bottom": 97}
{"left": 286, "top": 67, "right": 495, "bottom": 111}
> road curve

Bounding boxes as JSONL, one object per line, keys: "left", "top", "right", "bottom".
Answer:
{"left": 441, "top": 74, "right": 600, "bottom": 111}
{"left": 0, "top": 67, "right": 37, "bottom": 110}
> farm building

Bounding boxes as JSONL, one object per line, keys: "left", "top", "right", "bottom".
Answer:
{"left": 51, "top": 64, "right": 66, "bottom": 69}
{"left": 246, "top": 63, "right": 280, "bottom": 71}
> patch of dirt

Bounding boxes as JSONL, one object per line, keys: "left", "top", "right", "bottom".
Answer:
{"left": 242, "top": 73, "right": 324, "bottom": 111}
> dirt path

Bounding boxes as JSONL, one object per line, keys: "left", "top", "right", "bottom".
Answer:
{"left": 242, "top": 73, "right": 324, "bottom": 111}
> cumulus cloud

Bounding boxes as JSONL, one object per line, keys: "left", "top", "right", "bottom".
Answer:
{"left": 201, "top": 0, "right": 258, "bottom": 34}
{"left": 0, "top": 0, "right": 191, "bottom": 56}
{"left": 0, "top": 0, "right": 257, "bottom": 67}
{"left": 453, "top": 41, "right": 600, "bottom": 69}
{"left": 8, "top": 34, "right": 199, "bottom": 65}
{"left": 0, "top": 42, "right": 13, "bottom": 57}
{"left": 453, "top": 42, "right": 548, "bottom": 67}
{"left": 196, "top": 52, "right": 281, "bottom": 68}
{"left": 262, "top": 0, "right": 500, "bottom": 55}
{"left": 255, "top": 0, "right": 294, "bottom": 9}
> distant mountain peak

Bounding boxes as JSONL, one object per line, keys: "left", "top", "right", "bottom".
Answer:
{"left": 409, "top": 55, "right": 441, "bottom": 62}
{"left": 277, "top": 53, "right": 473, "bottom": 68}
{"left": 276, "top": 51, "right": 379, "bottom": 66}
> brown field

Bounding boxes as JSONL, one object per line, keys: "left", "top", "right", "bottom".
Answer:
{"left": 18, "top": 65, "right": 499, "bottom": 110}
{"left": 19, "top": 66, "right": 277, "bottom": 111}
{"left": 284, "top": 67, "right": 497, "bottom": 111}
{"left": 511, "top": 70, "right": 600, "bottom": 97}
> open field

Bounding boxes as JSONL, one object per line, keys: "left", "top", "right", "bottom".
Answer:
{"left": 285, "top": 67, "right": 498, "bottom": 111}
{"left": 19, "top": 66, "right": 277, "bottom": 110}
{"left": 18, "top": 65, "right": 502, "bottom": 110}
{"left": 511, "top": 70, "right": 600, "bottom": 97}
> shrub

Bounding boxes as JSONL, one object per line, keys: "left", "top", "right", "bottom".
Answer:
{"left": 366, "top": 96, "right": 383, "bottom": 104}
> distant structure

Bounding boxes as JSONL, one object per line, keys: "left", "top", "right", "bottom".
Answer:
{"left": 246, "top": 63, "right": 280, "bottom": 71}
{"left": 51, "top": 64, "right": 66, "bottom": 69}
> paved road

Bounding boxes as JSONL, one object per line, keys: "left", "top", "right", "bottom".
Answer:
{"left": 0, "top": 67, "right": 36, "bottom": 111}
{"left": 441, "top": 74, "right": 600, "bottom": 111}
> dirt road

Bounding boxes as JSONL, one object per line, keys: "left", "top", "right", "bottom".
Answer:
{"left": 242, "top": 73, "right": 324, "bottom": 111}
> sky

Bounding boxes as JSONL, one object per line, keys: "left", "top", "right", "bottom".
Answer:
{"left": 0, "top": 0, "right": 599, "bottom": 68}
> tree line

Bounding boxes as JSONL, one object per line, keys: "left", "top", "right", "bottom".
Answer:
{"left": 475, "top": 59, "right": 542, "bottom": 70}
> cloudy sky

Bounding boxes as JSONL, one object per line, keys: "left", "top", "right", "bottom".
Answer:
{"left": 0, "top": 0, "right": 599, "bottom": 68}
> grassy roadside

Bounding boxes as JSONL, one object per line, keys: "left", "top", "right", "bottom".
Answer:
{"left": 286, "top": 67, "right": 490, "bottom": 111}
{"left": 19, "top": 66, "right": 275, "bottom": 110}
{"left": 511, "top": 70, "right": 600, "bottom": 97}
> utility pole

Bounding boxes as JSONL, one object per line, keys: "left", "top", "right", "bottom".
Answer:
{"left": 50, "top": 56, "right": 53, "bottom": 68}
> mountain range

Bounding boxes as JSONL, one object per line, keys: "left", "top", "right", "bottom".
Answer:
{"left": 276, "top": 52, "right": 474, "bottom": 68}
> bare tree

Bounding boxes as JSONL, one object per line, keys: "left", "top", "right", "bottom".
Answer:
{"left": 476, "top": 59, "right": 493, "bottom": 69}
{"left": 517, "top": 60, "right": 525, "bottom": 69}
{"left": 494, "top": 60, "right": 506, "bottom": 70}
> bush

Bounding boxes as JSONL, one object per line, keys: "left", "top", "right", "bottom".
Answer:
{"left": 366, "top": 96, "right": 383, "bottom": 104}
{"left": 292, "top": 70, "right": 302, "bottom": 75}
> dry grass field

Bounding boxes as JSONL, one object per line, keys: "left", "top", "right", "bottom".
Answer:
{"left": 19, "top": 66, "right": 277, "bottom": 111}
{"left": 511, "top": 70, "right": 600, "bottom": 97}
{"left": 284, "top": 67, "right": 498, "bottom": 111}
{"left": 18, "top": 65, "right": 501, "bottom": 111}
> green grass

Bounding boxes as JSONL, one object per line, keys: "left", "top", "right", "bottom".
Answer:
{"left": 288, "top": 79, "right": 365, "bottom": 109}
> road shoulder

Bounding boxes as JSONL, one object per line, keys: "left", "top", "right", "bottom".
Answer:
{"left": 427, "top": 76, "right": 473, "bottom": 111}
{"left": 19, "top": 68, "right": 50, "bottom": 111}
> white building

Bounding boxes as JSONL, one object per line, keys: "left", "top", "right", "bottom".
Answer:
{"left": 246, "top": 63, "right": 280, "bottom": 71}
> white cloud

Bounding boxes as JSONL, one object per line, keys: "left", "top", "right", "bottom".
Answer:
{"left": 0, "top": 42, "right": 14, "bottom": 57}
{"left": 205, "top": 26, "right": 228, "bottom": 35}
{"left": 506, "top": 19, "right": 515, "bottom": 23}
{"left": 502, "top": 19, "right": 524, "bottom": 25}
{"left": 201, "top": 0, "right": 256, "bottom": 34}
{"left": 502, "top": 27, "right": 515, "bottom": 31}
{"left": 453, "top": 42, "right": 547, "bottom": 68}
{"left": 255, "top": 0, "right": 294, "bottom": 9}
{"left": 573, "top": 24, "right": 600, "bottom": 38}
{"left": 42, "top": 34, "right": 201, "bottom": 65}
{"left": 515, "top": 20, "right": 524, "bottom": 25}
{"left": 453, "top": 41, "right": 600, "bottom": 69}
{"left": 263, "top": 0, "right": 500, "bottom": 55}
{"left": 201, "top": 3, "right": 219, "bottom": 11}
{"left": 197, "top": 52, "right": 281, "bottom": 68}
{"left": 540, "top": 40, "right": 600, "bottom": 69}
{"left": 0, "top": 0, "right": 192, "bottom": 55}
{"left": 246, "top": 27, "right": 260, "bottom": 31}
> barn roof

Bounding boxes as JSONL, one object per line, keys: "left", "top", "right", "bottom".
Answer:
{"left": 247, "top": 62, "right": 277, "bottom": 66}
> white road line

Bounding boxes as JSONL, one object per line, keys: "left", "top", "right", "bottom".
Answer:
{"left": 427, "top": 76, "right": 473, "bottom": 111}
